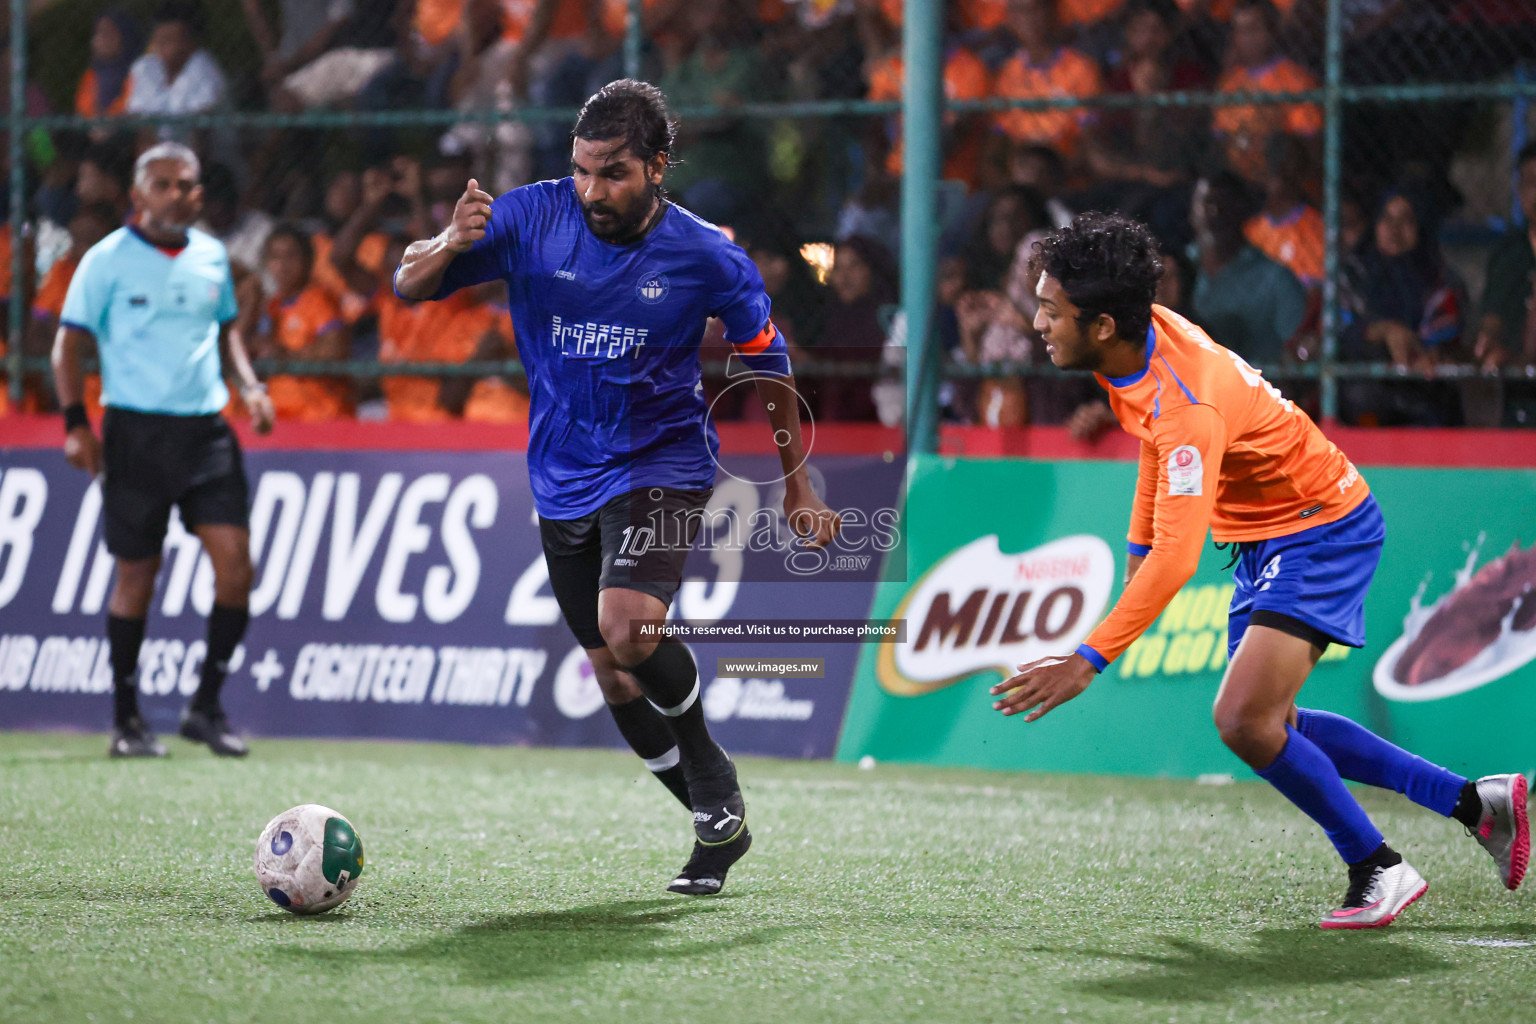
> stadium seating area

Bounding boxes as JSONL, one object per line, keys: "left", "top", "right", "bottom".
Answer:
{"left": 2, "top": 0, "right": 1536, "bottom": 426}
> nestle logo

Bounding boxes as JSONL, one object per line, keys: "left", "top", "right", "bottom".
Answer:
{"left": 878, "top": 535, "right": 1115, "bottom": 696}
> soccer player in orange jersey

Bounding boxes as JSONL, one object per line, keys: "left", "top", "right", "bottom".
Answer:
{"left": 991, "top": 213, "right": 1529, "bottom": 929}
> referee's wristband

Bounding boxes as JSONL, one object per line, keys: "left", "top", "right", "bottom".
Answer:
{"left": 63, "top": 403, "right": 89, "bottom": 433}
{"left": 240, "top": 381, "right": 267, "bottom": 396}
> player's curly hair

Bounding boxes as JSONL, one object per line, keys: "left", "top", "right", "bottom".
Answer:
{"left": 573, "top": 79, "right": 680, "bottom": 167}
{"left": 1026, "top": 212, "right": 1163, "bottom": 343}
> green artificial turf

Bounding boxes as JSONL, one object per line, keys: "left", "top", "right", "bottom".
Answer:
{"left": 1, "top": 731, "right": 1533, "bottom": 1024}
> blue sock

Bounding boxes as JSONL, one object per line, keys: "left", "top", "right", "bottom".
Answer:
{"left": 1296, "top": 708, "right": 1466, "bottom": 817}
{"left": 1254, "top": 724, "right": 1384, "bottom": 864}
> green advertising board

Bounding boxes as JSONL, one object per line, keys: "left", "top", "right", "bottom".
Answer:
{"left": 838, "top": 454, "right": 1536, "bottom": 780}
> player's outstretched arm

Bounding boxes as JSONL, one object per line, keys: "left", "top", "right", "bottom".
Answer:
{"left": 990, "top": 652, "right": 1096, "bottom": 722}
{"left": 51, "top": 324, "right": 101, "bottom": 475}
{"left": 989, "top": 546, "right": 1150, "bottom": 721}
{"left": 754, "top": 372, "right": 841, "bottom": 550}
{"left": 393, "top": 178, "right": 494, "bottom": 300}
{"left": 993, "top": 407, "right": 1224, "bottom": 723}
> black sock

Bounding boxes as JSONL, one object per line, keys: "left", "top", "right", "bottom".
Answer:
{"left": 1348, "top": 842, "right": 1403, "bottom": 874}
{"left": 608, "top": 696, "right": 691, "bottom": 810}
{"left": 1452, "top": 781, "right": 1483, "bottom": 829}
{"left": 194, "top": 604, "right": 249, "bottom": 713}
{"left": 107, "top": 614, "right": 146, "bottom": 725}
{"left": 622, "top": 637, "right": 731, "bottom": 800}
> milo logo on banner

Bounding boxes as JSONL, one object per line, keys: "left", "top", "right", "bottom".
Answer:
{"left": 876, "top": 535, "right": 1115, "bottom": 696}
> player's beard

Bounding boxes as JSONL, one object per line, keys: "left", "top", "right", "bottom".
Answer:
{"left": 582, "top": 182, "right": 662, "bottom": 243}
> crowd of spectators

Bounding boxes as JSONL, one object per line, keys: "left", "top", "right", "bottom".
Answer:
{"left": 1, "top": 0, "right": 1534, "bottom": 427}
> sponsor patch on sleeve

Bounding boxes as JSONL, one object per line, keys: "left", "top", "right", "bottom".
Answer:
{"left": 1166, "top": 445, "right": 1203, "bottom": 496}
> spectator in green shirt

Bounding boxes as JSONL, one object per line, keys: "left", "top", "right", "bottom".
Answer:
{"left": 1472, "top": 141, "right": 1536, "bottom": 426}
{"left": 656, "top": 2, "right": 773, "bottom": 225}
{"left": 1475, "top": 142, "right": 1536, "bottom": 371}
{"left": 1189, "top": 171, "right": 1308, "bottom": 369}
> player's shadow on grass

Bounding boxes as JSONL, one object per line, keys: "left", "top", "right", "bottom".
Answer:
{"left": 287, "top": 897, "right": 794, "bottom": 986}
{"left": 1038, "top": 927, "right": 1452, "bottom": 1003}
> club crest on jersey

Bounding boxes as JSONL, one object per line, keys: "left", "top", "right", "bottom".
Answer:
{"left": 1167, "top": 445, "right": 1203, "bottom": 496}
{"left": 636, "top": 271, "right": 670, "bottom": 305}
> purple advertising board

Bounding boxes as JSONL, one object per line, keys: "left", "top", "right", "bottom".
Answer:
{"left": 0, "top": 446, "right": 900, "bottom": 759}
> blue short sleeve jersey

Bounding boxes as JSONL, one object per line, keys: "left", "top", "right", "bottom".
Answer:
{"left": 61, "top": 225, "right": 238, "bottom": 416}
{"left": 419, "top": 178, "right": 791, "bottom": 518}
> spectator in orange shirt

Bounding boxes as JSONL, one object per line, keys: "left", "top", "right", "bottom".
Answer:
{"left": 1060, "top": 0, "right": 1126, "bottom": 27}
{"left": 311, "top": 163, "right": 423, "bottom": 325}
{"left": 334, "top": 207, "right": 524, "bottom": 424}
{"left": 76, "top": 11, "right": 141, "bottom": 120}
{"left": 27, "top": 202, "right": 117, "bottom": 415}
{"left": 862, "top": 8, "right": 992, "bottom": 188}
{"left": 959, "top": 0, "right": 1009, "bottom": 31}
{"left": 379, "top": 275, "right": 515, "bottom": 423}
{"left": 1244, "top": 134, "right": 1323, "bottom": 288}
{"left": 1213, "top": 0, "right": 1321, "bottom": 182}
{"left": 459, "top": 302, "right": 528, "bottom": 424}
{"left": 991, "top": 0, "right": 1103, "bottom": 164}
{"left": 242, "top": 224, "right": 352, "bottom": 421}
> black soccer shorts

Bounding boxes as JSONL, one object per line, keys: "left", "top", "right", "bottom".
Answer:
{"left": 101, "top": 407, "right": 250, "bottom": 560}
{"left": 539, "top": 485, "right": 712, "bottom": 649}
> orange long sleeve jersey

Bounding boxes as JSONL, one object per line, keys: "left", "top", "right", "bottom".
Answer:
{"left": 1076, "top": 305, "right": 1369, "bottom": 670}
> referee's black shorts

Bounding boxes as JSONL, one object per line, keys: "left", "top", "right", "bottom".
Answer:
{"left": 101, "top": 407, "right": 250, "bottom": 560}
{"left": 539, "top": 486, "right": 712, "bottom": 650}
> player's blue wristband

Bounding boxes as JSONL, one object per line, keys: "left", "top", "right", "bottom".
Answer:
{"left": 1075, "top": 644, "right": 1109, "bottom": 673}
{"left": 1127, "top": 542, "right": 1151, "bottom": 556}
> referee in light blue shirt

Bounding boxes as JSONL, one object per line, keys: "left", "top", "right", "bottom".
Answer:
{"left": 52, "top": 142, "right": 275, "bottom": 760}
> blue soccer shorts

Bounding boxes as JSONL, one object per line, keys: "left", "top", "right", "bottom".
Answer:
{"left": 1227, "top": 494, "right": 1385, "bottom": 656}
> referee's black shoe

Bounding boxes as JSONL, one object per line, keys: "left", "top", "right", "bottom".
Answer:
{"left": 668, "top": 825, "right": 752, "bottom": 895}
{"left": 179, "top": 704, "right": 250, "bottom": 757}
{"left": 109, "top": 716, "right": 167, "bottom": 758}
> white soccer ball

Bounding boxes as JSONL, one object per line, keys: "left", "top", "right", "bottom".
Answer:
{"left": 254, "top": 804, "right": 365, "bottom": 914}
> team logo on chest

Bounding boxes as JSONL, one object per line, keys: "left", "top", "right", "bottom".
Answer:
{"left": 635, "top": 271, "right": 670, "bottom": 305}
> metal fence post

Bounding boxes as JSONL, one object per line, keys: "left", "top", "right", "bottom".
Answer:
{"left": 1319, "top": 0, "right": 1343, "bottom": 424}
{"left": 902, "top": 0, "right": 941, "bottom": 454}
{"left": 624, "top": 0, "right": 643, "bottom": 81}
{"left": 6, "top": 0, "right": 24, "bottom": 406}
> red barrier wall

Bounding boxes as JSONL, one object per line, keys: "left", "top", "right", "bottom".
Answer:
{"left": 939, "top": 424, "right": 1536, "bottom": 468}
{"left": 0, "top": 414, "right": 905, "bottom": 457}
{"left": 6, "top": 413, "right": 1533, "bottom": 467}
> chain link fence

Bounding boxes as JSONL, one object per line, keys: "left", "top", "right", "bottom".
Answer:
{"left": 4, "top": 0, "right": 1536, "bottom": 431}
{"left": 921, "top": 0, "right": 1536, "bottom": 436}
{"left": 1, "top": 0, "right": 903, "bottom": 426}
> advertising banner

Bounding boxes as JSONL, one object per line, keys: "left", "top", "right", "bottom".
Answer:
{"left": 0, "top": 447, "right": 900, "bottom": 759}
{"left": 838, "top": 454, "right": 1536, "bottom": 780}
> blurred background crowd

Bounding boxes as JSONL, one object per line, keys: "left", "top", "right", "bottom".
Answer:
{"left": 1, "top": 0, "right": 1535, "bottom": 429}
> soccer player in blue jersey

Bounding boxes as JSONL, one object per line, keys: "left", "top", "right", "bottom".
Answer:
{"left": 395, "top": 80, "right": 841, "bottom": 895}
{"left": 52, "top": 142, "right": 275, "bottom": 759}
